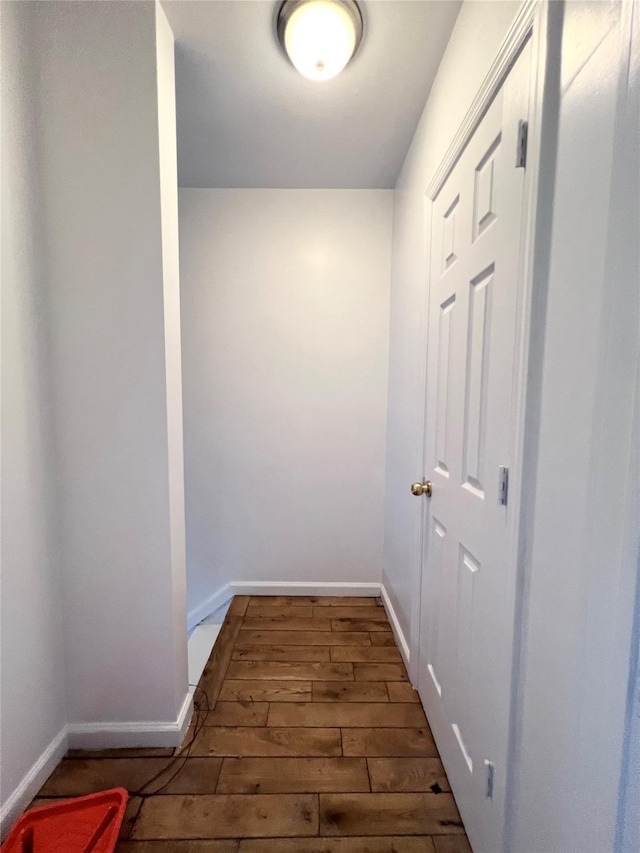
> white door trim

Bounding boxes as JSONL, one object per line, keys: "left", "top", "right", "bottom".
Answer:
{"left": 411, "top": 0, "right": 561, "bottom": 839}
{"left": 425, "top": 0, "right": 538, "bottom": 203}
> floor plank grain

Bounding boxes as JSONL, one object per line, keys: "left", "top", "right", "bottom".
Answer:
{"left": 233, "top": 645, "right": 332, "bottom": 662}
{"left": 237, "top": 630, "right": 371, "bottom": 646}
{"left": 227, "top": 661, "right": 354, "bottom": 681}
{"left": 312, "top": 682, "right": 389, "bottom": 703}
{"left": 191, "top": 726, "right": 343, "bottom": 757}
{"left": 368, "top": 757, "right": 450, "bottom": 792}
{"left": 217, "top": 757, "right": 370, "bottom": 793}
{"left": 319, "top": 793, "right": 465, "bottom": 837}
{"left": 331, "top": 619, "right": 392, "bottom": 633}
{"left": 312, "top": 607, "right": 388, "bottom": 621}
{"left": 432, "top": 837, "right": 474, "bottom": 853}
{"left": 132, "top": 793, "right": 319, "bottom": 839}
{"left": 39, "top": 757, "right": 223, "bottom": 797}
{"left": 241, "top": 617, "right": 333, "bottom": 632}
{"left": 342, "top": 728, "right": 438, "bottom": 757}
{"left": 238, "top": 839, "right": 435, "bottom": 852}
{"left": 32, "top": 594, "right": 469, "bottom": 850}
{"left": 117, "top": 842, "right": 239, "bottom": 853}
{"left": 386, "top": 682, "right": 421, "bottom": 703}
{"left": 369, "top": 634, "right": 396, "bottom": 647}
{"left": 219, "top": 679, "right": 312, "bottom": 702}
{"left": 245, "top": 605, "right": 314, "bottom": 618}
{"left": 247, "top": 596, "right": 379, "bottom": 608}
{"left": 354, "top": 663, "right": 409, "bottom": 682}
{"left": 201, "top": 701, "right": 269, "bottom": 726}
{"left": 330, "top": 646, "right": 402, "bottom": 663}
{"left": 268, "top": 703, "right": 427, "bottom": 728}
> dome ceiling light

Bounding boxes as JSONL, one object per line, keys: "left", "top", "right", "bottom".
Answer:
{"left": 277, "top": 0, "right": 364, "bottom": 82}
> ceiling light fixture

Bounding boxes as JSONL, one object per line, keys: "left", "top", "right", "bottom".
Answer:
{"left": 277, "top": 0, "right": 363, "bottom": 82}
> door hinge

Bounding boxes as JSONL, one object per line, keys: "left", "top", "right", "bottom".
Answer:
{"left": 516, "top": 119, "right": 528, "bottom": 168}
{"left": 484, "top": 760, "right": 495, "bottom": 799}
{"left": 498, "top": 466, "right": 509, "bottom": 506}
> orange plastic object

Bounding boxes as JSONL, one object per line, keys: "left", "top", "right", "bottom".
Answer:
{"left": 1, "top": 788, "right": 129, "bottom": 853}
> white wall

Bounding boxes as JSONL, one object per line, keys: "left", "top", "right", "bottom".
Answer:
{"left": 512, "top": 3, "right": 640, "bottom": 850}
{"left": 383, "top": 0, "right": 520, "bottom": 652}
{"left": 179, "top": 189, "right": 392, "bottom": 619}
{"left": 33, "top": 1, "right": 188, "bottom": 733}
{"left": 0, "top": 1, "right": 67, "bottom": 827}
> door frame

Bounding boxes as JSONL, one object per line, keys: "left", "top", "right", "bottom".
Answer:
{"left": 408, "top": 0, "right": 562, "bottom": 837}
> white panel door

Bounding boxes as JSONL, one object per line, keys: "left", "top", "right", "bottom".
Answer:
{"left": 417, "top": 40, "right": 533, "bottom": 853}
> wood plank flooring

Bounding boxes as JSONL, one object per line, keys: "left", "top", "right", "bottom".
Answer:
{"left": 29, "top": 595, "right": 471, "bottom": 852}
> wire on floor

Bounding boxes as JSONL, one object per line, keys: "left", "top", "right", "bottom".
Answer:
{"left": 128, "top": 683, "right": 213, "bottom": 799}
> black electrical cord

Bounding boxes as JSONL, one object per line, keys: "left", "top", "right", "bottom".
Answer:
{"left": 128, "top": 683, "right": 213, "bottom": 799}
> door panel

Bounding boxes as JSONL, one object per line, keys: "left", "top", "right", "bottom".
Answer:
{"left": 462, "top": 264, "right": 493, "bottom": 498}
{"left": 434, "top": 294, "right": 456, "bottom": 477}
{"left": 418, "top": 39, "right": 533, "bottom": 853}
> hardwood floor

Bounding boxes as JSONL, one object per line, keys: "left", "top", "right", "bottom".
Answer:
{"left": 30, "top": 596, "right": 472, "bottom": 852}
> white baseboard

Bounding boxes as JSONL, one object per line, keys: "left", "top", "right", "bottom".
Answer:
{"left": 1, "top": 693, "right": 194, "bottom": 838}
{"left": 66, "top": 691, "right": 194, "bottom": 750}
{"left": 230, "top": 581, "right": 382, "bottom": 598}
{"left": 176, "top": 692, "right": 195, "bottom": 742}
{"left": 0, "top": 726, "right": 68, "bottom": 839}
{"left": 188, "top": 580, "right": 383, "bottom": 630}
{"left": 187, "top": 583, "right": 233, "bottom": 631}
{"left": 380, "top": 583, "right": 411, "bottom": 672}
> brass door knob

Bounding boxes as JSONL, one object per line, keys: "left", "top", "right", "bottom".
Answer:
{"left": 411, "top": 480, "right": 432, "bottom": 498}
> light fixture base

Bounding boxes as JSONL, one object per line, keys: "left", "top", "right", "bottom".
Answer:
{"left": 277, "top": 0, "right": 364, "bottom": 78}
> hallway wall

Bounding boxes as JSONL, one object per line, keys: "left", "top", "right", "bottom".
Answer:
{"left": 2, "top": 1, "right": 192, "bottom": 831}
{"left": 17, "top": 0, "right": 189, "bottom": 739}
{"left": 179, "top": 189, "right": 392, "bottom": 622}
{"left": 0, "top": 2, "right": 67, "bottom": 828}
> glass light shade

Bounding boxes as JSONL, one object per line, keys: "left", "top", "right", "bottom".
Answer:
{"left": 282, "top": 0, "right": 360, "bottom": 81}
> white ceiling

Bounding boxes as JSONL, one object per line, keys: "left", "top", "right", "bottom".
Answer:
{"left": 162, "top": 0, "right": 461, "bottom": 189}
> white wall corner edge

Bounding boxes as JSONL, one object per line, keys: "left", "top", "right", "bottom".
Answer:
{"left": 66, "top": 691, "right": 194, "bottom": 751}
{"left": 380, "top": 583, "right": 411, "bottom": 675}
{"left": 187, "top": 582, "right": 233, "bottom": 631}
{"left": 0, "top": 726, "right": 68, "bottom": 839}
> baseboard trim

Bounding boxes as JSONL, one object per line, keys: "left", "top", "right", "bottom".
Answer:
{"left": 230, "top": 581, "right": 382, "bottom": 598}
{"left": 0, "top": 726, "right": 68, "bottom": 839}
{"left": 66, "top": 691, "right": 194, "bottom": 750}
{"left": 380, "top": 584, "right": 411, "bottom": 672}
{"left": 189, "top": 581, "right": 383, "bottom": 629}
{"left": 187, "top": 583, "right": 233, "bottom": 631}
{"left": 175, "top": 691, "right": 194, "bottom": 743}
{"left": 1, "top": 694, "right": 194, "bottom": 837}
